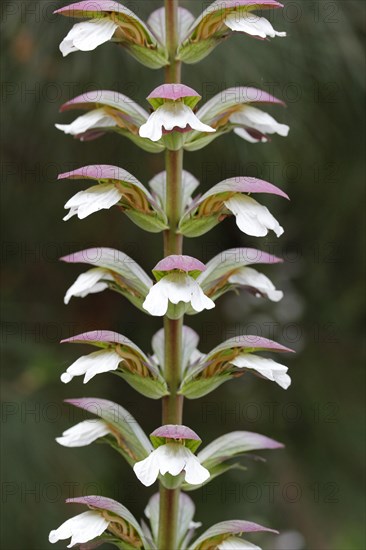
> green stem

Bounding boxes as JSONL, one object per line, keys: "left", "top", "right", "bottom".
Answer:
{"left": 164, "top": 0, "right": 181, "bottom": 84}
{"left": 158, "top": 1, "right": 184, "bottom": 549}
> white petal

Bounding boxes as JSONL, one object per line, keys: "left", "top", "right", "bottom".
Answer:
{"left": 133, "top": 450, "right": 161, "bottom": 487}
{"left": 183, "top": 107, "right": 217, "bottom": 134}
{"left": 64, "top": 184, "right": 122, "bottom": 220}
{"left": 230, "top": 354, "right": 291, "bottom": 389}
{"left": 219, "top": 537, "right": 262, "bottom": 549}
{"left": 142, "top": 282, "right": 170, "bottom": 316}
{"left": 56, "top": 108, "right": 117, "bottom": 136}
{"left": 231, "top": 106, "right": 289, "bottom": 137}
{"left": 229, "top": 267, "right": 283, "bottom": 302}
{"left": 61, "top": 349, "right": 122, "bottom": 384}
{"left": 56, "top": 419, "right": 110, "bottom": 447}
{"left": 49, "top": 511, "right": 109, "bottom": 547}
{"left": 184, "top": 454, "right": 210, "bottom": 485}
{"left": 139, "top": 102, "right": 215, "bottom": 142}
{"left": 143, "top": 273, "right": 214, "bottom": 316}
{"left": 63, "top": 207, "right": 79, "bottom": 221}
{"left": 224, "top": 195, "right": 284, "bottom": 238}
{"left": 189, "top": 282, "right": 216, "bottom": 313}
{"left": 60, "top": 19, "right": 118, "bottom": 57}
{"left": 225, "top": 12, "right": 286, "bottom": 39}
{"left": 139, "top": 110, "right": 166, "bottom": 142}
{"left": 64, "top": 268, "right": 113, "bottom": 304}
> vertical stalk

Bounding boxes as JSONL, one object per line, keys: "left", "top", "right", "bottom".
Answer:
{"left": 158, "top": 1, "right": 183, "bottom": 549}
{"left": 164, "top": 0, "right": 181, "bottom": 84}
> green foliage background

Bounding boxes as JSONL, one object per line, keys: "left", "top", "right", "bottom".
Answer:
{"left": 1, "top": 1, "right": 365, "bottom": 549}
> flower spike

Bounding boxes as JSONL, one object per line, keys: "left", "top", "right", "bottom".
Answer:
{"left": 51, "top": 0, "right": 294, "bottom": 543}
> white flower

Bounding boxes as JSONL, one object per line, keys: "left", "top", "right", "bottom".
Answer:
{"left": 142, "top": 272, "right": 215, "bottom": 316}
{"left": 64, "top": 184, "right": 122, "bottom": 220}
{"left": 56, "top": 108, "right": 117, "bottom": 136}
{"left": 230, "top": 106, "right": 289, "bottom": 142}
{"left": 133, "top": 443, "right": 210, "bottom": 487}
{"left": 139, "top": 102, "right": 215, "bottom": 142}
{"left": 225, "top": 11, "right": 286, "bottom": 39}
{"left": 60, "top": 349, "right": 122, "bottom": 384}
{"left": 49, "top": 510, "right": 110, "bottom": 548}
{"left": 230, "top": 354, "right": 291, "bottom": 389}
{"left": 219, "top": 537, "right": 262, "bottom": 549}
{"left": 228, "top": 267, "right": 283, "bottom": 302}
{"left": 224, "top": 195, "right": 284, "bottom": 237}
{"left": 56, "top": 420, "right": 110, "bottom": 447}
{"left": 60, "top": 18, "right": 118, "bottom": 57}
{"left": 64, "top": 268, "right": 113, "bottom": 305}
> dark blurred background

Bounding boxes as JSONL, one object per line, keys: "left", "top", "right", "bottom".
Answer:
{"left": 1, "top": 1, "right": 365, "bottom": 549}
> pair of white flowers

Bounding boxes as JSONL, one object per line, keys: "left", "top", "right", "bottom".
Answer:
{"left": 57, "top": 419, "right": 210, "bottom": 487}
{"left": 59, "top": 339, "right": 290, "bottom": 392}
{"left": 62, "top": 253, "right": 283, "bottom": 323}
{"left": 59, "top": 8, "right": 285, "bottom": 56}
{"left": 62, "top": 261, "right": 216, "bottom": 318}
{"left": 62, "top": 182, "right": 284, "bottom": 242}
{"left": 49, "top": 508, "right": 261, "bottom": 549}
{"left": 57, "top": 100, "right": 289, "bottom": 146}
